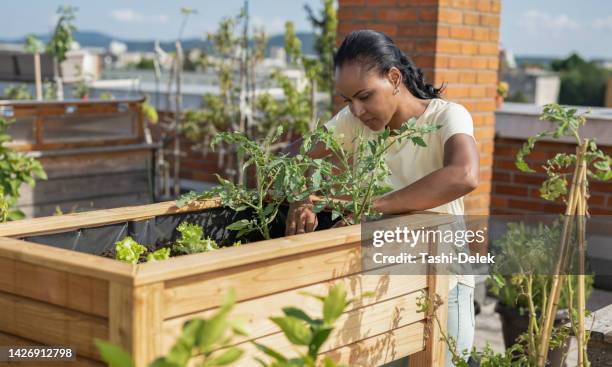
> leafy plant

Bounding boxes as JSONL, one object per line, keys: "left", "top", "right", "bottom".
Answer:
{"left": 172, "top": 221, "right": 219, "bottom": 255}
{"left": 515, "top": 104, "right": 611, "bottom": 200}
{"left": 0, "top": 118, "right": 47, "bottom": 221}
{"left": 96, "top": 289, "right": 248, "bottom": 367}
{"left": 303, "top": 119, "right": 440, "bottom": 225}
{"left": 146, "top": 248, "right": 171, "bottom": 262}
{"left": 46, "top": 5, "right": 78, "bottom": 100}
{"left": 514, "top": 103, "right": 609, "bottom": 366}
{"left": 178, "top": 126, "right": 316, "bottom": 240}
{"left": 253, "top": 283, "right": 350, "bottom": 367}
{"left": 487, "top": 220, "right": 594, "bottom": 312}
{"left": 115, "top": 236, "right": 147, "bottom": 264}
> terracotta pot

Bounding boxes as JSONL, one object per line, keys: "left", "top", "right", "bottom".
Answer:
{"left": 495, "top": 95, "right": 504, "bottom": 109}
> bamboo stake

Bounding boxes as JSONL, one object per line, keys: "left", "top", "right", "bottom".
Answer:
{"left": 576, "top": 142, "right": 589, "bottom": 366}
{"left": 537, "top": 144, "right": 586, "bottom": 366}
{"left": 34, "top": 53, "right": 42, "bottom": 100}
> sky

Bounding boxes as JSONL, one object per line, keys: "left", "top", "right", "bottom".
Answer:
{"left": 3, "top": 0, "right": 612, "bottom": 59}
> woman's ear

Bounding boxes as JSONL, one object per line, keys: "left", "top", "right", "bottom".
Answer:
{"left": 388, "top": 67, "right": 403, "bottom": 93}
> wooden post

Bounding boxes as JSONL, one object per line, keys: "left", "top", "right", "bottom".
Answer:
{"left": 409, "top": 234, "right": 449, "bottom": 367}
{"left": 34, "top": 53, "right": 42, "bottom": 101}
{"left": 109, "top": 282, "right": 164, "bottom": 367}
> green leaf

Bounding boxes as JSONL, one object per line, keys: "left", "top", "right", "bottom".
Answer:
{"left": 323, "top": 284, "right": 347, "bottom": 325}
{"left": 210, "top": 347, "right": 244, "bottom": 365}
{"left": 226, "top": 219, "right": 251, "bottom": 231}
{"left": 410, "top": 136, "right": 427, "bottom": 147}
{"left": 253, "top": 342, "right": 288, "bottom": 362}
{"left": 282, "top": 307, "right": 315, "bottom": 325}
{"left": 309, "top": 326, "right": 333, "bottom": 356}
{"left": 323, "top": 356, "right": 338, "bottom": 367}
{"left": 94, "top": 339, "right": 134, "bottom": 367}
{"left": 146, "top": 247, "right": 170, "bottom": 262}
{"left": 270, "top": 316, "right": 312, "bottom": 346}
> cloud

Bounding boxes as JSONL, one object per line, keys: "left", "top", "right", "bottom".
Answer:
{"left": 592, "top": 15, "right": 612, "bottom": 31}
{"left": 110, "top": 9, "right": 168, "bottom": 24}
{"left": 519, "top": 10, "right": 580, "bottom": 34}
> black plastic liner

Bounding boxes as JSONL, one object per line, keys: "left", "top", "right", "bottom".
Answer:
{"left": 21, "top": 205, "right": 337, "bottom": 258}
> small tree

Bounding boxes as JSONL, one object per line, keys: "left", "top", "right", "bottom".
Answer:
{"left": 46, "top": 5, "right": 78, "bottom": 101}
{"left": 304, "top": 0, "right": 337, "bottom": 114}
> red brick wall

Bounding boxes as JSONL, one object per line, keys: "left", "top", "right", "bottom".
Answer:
{"left": 491, "top": 137, "right": 612, "bottom": 215}
{"left": 337, "top": 0, "right": 501, "bottom": 215}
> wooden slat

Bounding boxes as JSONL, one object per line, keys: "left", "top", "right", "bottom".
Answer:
{"left": 0, "top": 257, "right": 108, "bottom": 317}
{"left": 109, "top": 282, "right": 164, "bottom": 366}
{"left": 18, "top": 192, "right": 152, "bottom": 218}
{"left": 36, "top": 149, "right": 152, "bottom": 179}
{"left": 162, "top": 272, "right": 427, "bottom": 351}
{"left": 227, "top": 321, "right": 426, "bottom": 367}
{"left": 322, "top": 322, "right": 426, "bottom": 366}
{"left": 0, "top": 331, "right": 104, "bottom": 367}
{"left": 0, "top": 291, "right": 107, "bottom": 360}
{"left": 17, "top": 170, "right": 149, "bottom": 206}
{"left": 0, "top": 199, "right": 221, "bottom": 237}
{"left": 0, "top": 237, "right": 134, "bottom": 285}
{"left": 163, "top": 241, "right": 361, "bottom": 318}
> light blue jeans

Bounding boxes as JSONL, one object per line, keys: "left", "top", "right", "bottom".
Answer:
{"left": 445, "top": 283, "right": 475, "bottom": 366}
{"left": 380, "top": 283, "right": 475, "bottom": 367}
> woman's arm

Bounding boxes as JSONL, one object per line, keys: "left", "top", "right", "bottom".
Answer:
{"left": 373, "top": 133, "right": 480, "bottom": 214}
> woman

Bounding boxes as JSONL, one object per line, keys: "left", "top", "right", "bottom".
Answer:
{"left": 284, "top": 30, "right": 479, "bottom": 366}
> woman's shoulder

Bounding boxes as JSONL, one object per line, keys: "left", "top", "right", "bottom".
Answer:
{"left": 423, "top": 99, "right": 473, "bottom": 127}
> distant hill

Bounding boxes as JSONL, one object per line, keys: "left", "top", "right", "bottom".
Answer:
{"left": 0, "top": 30, "right": 316, "bottom": 55}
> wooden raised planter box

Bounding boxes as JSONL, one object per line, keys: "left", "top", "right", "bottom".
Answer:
{"left": 0, "top": 200, "right": 451, "bottom": 367}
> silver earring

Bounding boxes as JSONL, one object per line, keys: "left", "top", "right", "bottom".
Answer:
{"left": 393, "top": 88, "right": 399, "bottom": 95}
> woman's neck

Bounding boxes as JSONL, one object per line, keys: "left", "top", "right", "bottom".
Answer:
{"left": 388, "top": 92, "right": 432, "bottom": 130}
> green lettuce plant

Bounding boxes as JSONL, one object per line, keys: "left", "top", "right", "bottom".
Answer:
{"left": 172, "top": 221, "right": 219, "bottom": 255}
{"left": 115, "top": 236, "right": 147, "bottom": 264}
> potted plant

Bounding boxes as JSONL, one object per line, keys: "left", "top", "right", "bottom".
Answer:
{"left": 496, "top": 81, "right": 509, "bottom": 108}
{"left": 488, "top": 220, "right": 594, "bottom": 366}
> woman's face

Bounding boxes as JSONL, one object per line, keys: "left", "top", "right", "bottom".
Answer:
{"left": 335, "top": 62, "right": 399, "bottom": 131}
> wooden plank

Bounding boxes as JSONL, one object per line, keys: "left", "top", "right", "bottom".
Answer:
{"left": 0, "top": 331, "right": 104, "bottom": 367}
{"left": 165, "top": 290, "right": 426, "bottom": 356}
{"left": 162, "top": 242, "right": 362, "bottom": 318}
{"left": 17, "top": 192, "right": 152, "bottom": 218}
{"left": 225, "top": 321, "right": 426, "bottom": 367}
{"left": 17, "top": 170, "right": 149, "bottom": 206}
{"left": 0, "top": 237, "right": 134, "bottom": 285}
{"left": 0, "top": 290, "right": 107, "bottom": 360}
{"left": 162, "top": 272, "right": 428, "bottom": 350}
{"left": 0, "top": 199, "right": 221, "bottom": 237}
{"left": 109, "top": 282, "right": 164, "bottom": 366}
{"left": 322, "top": 322, "right": 426, "bottom": 366}
{"left": 0, "top": 257, "right": 108, "bottom": 317}
{"left": 136, "top": 212, "right": 455, "bottom": 285}
{"left": 36, "top": 149, "right": 152, "bottom": 179}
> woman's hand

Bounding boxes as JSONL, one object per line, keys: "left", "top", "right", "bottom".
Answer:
{"left": 285, "top": 198, "right": 318, "bottom": 235}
